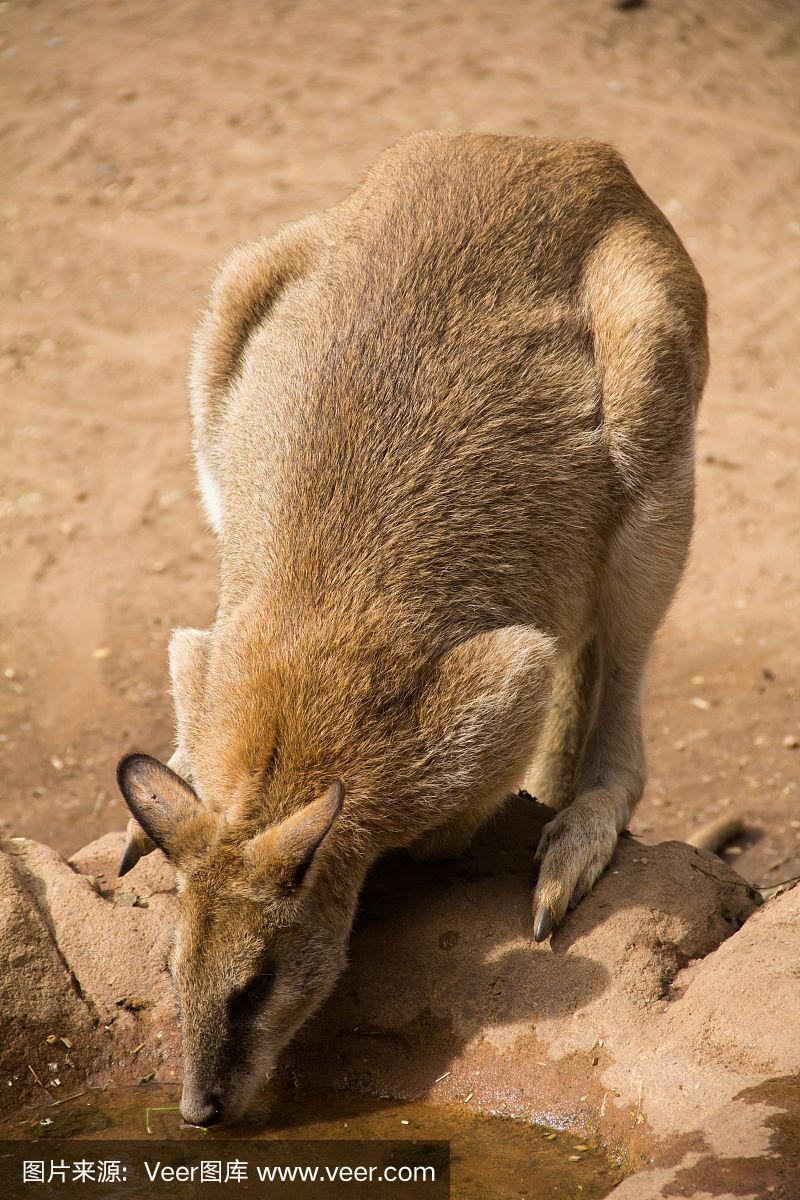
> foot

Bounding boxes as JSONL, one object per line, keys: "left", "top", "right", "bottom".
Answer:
{"left": 531, "top": 793, "right": 620, "bottom": 941}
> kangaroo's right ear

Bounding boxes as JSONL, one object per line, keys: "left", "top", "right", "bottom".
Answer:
{"left": 168, "top": 627, "right": 210, "bottom": 761}
{"left": 190, "top": 215, "right": 323, "bottom": 413}
{"left": 116, "top": 753, "right": 217, "bottom": 873}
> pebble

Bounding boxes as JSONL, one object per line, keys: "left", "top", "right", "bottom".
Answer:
{"left": 782, "top": 735, "right": 799, "bottom": 750}
{"left": 91, "top": 647, "right": 112, "bottom": 660}
{"left": 691, "top": 697, "right": 711, "bottom": 711}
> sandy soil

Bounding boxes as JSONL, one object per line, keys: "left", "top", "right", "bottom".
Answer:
{"left": 1, "top": 0, "right": 798, "bottom": 886}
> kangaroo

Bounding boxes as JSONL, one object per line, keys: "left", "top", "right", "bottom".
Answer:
{"left": 116, "top": 132, "right": 707, "bottom": 1126}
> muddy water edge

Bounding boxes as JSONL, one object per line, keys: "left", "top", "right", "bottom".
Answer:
{"left": 1, "top": 1082, "right": 627, "bottom": 1198}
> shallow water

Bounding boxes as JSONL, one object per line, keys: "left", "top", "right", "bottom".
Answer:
{"left": 3, "top": 1083, "right": 626, "bottom": 1198}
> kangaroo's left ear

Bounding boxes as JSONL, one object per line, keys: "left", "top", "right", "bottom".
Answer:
{"left": 116, "top": 753, "right": 218, "bottom": 872}
{"left": 245, "top": 780, "right": 344, "bottom": 895}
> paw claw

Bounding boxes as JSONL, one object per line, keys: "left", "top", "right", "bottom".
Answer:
{"left": 533, "top": 907, "right": 554, "bottom": 943}
{"left": 530, "top": 800, "right": 619, "bottom": 932}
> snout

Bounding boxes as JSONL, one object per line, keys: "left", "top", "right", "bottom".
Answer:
{"left": 180, "top": 1091, "right": 224, "bottom": 1127}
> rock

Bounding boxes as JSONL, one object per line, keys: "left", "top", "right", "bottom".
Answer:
{"left": 290, "top": 799, "right": 762, "bottom": 1153}
{"left": 1, "top": 796, "right": 797, "bottom": 1195}
{"left": 0, "top": 848, "right": 98, "bottom": 1104}
{"left": 0, "top": 834, "right": 179, "bottom": 1109}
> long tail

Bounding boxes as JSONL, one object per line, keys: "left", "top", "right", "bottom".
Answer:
{"left": 687, "top": 814, "right": 744, "bottom": 855}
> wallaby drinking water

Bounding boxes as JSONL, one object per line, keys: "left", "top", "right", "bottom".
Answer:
{"left": 116, "top": 132, "right": 707, "bottom": 1126}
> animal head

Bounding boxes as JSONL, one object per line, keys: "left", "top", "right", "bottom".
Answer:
{"left": 115, "top": 618, "right": 555, "bottom": 1123}
{"left": 116, "top": 753, "right": 347, "bottom": 1125}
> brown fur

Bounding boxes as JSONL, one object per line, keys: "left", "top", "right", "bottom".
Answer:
{"left": 117, "top": 132, "right": 707, "bottom": 1123}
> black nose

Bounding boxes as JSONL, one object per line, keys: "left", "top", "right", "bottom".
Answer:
{"left": 191, "top": 1096, "right": 223, "bottom": 1127}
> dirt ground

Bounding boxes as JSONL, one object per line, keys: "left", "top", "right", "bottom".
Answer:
{"left": 1, "top": 0, "right": 798, "bottom": 888}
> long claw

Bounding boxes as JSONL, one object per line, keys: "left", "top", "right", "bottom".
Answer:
{"left": 533, "top": 907, "right": 554, "bottom": 943}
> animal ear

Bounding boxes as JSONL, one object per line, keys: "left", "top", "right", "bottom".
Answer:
{"left": 116, "top": 753, "right": 217, "bottom": 870}
{"left": 168, "top": 627, "right": 210, "bottom": 761}
{"left": 245, "top": 781, "right": 344, "bottom": 895}
{"left": 418, "top": 625, "right": 556, "bottom": 781}
{"left": 190, "top": 216, "right": 323, "bottom": 416}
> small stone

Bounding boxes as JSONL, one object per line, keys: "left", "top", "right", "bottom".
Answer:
{"left": 49, "top": 757, "right": 64, "bottom": 771}
{"left": 3, "top": 667, "right": 16, "bottom": 679}
{"left": 782, "top": 735, "right": 799, "bottom": 750}
{"left": 116, "top": 996, "right": 152, "bottom": 1012}
{"left": 691, "top": 697, "right": 711, "bottom": 711}
{"left": 91, "top": 647, "right": 112, "bottom": 660}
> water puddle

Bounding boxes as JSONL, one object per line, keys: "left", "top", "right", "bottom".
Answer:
{"left": 2, "top": 1083, "right": 626, "bottom": 1198}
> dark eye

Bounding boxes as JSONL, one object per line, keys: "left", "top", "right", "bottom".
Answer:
{"left": 227, "top": 965, "right": 276, "bottom": 1026}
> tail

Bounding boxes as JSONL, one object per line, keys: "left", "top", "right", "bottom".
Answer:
{"left": 687, "top": 814, "right": 744, "bottom": 855}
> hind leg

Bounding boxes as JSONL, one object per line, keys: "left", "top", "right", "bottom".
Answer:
{"left": 532, "top": 489, "right": 693, "bottom": 941}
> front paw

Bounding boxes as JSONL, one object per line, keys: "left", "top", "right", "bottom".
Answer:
{"left": 531, "top": 797, "right": 619, "bottom": 941}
